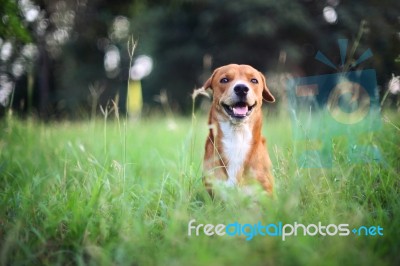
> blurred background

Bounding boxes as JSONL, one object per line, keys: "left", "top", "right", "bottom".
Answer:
{"left": 0, "top": 0, "right": 399, "bottom": 120}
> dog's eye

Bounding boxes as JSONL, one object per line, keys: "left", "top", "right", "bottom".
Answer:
{"left": 250, "top": 78, "right": 258, "bottom": 84}
{"left": 220, "top": 78, "right": 229, "bottom": 83}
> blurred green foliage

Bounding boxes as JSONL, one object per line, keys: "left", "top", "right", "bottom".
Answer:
{"left": 0, "top": 0, "right": 31, "bottom": 43}
{"left": 134, "top": 0, "right": 399, "bottom": 110}
{"left": 0, "top": 0, "right": 399, "bottom": 118}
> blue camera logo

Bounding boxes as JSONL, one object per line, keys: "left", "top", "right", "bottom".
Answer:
{"left": 287, "top": 39, "right": 383, "bottom": 168}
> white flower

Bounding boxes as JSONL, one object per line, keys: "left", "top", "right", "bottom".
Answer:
{"left": 0, "top": 75, "right": 14, "bottom": 107}
{"left": 388, "top": 74, "right": 400, "bottom": 95}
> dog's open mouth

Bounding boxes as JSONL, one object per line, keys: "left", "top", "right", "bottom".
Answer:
{"left": 222, "top": 102, "right": 256, "bottom": 118}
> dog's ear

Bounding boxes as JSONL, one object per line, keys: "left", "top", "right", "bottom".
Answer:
{"left": 202, "top": 76, "right": 213, "bottom": 91}
{"left": 193, "top": 71, "right": 215, "bottom": 99}
{"left": 203, "top": 68, "right": 219, "bottom": 91}
{"left": 201, "top": 67, "right": 221, "bottom": 91}
{"left": 259, "top": 72, "right": 275, "bottom": 103}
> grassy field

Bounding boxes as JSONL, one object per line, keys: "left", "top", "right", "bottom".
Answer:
{"left": 0, "top": 110, "right": 399, "bottom": 266}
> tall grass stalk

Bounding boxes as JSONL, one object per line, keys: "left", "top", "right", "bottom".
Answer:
{"left": 344, "top": 20, "right": 368, "bottom": 72}
{"left": 122, "top": 37, "right": 138, "bottom": 193}
{"left": 190, "top": 88, "right": 200, "bottom": 164}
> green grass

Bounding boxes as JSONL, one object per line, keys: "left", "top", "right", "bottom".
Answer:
{"left": 0, "top": 111, "right": 399, "bottom": 266}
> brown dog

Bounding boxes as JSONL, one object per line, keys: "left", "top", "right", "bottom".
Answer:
{"left": 201, "top": 64, "right": 275, "bottom": 195}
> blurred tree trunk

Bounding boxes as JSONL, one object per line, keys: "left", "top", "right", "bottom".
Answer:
{"left": 37, "top": 41, "right": 51, "bottom": 119}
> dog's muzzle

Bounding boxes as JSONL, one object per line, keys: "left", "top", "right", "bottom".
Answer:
{"left": 222, "top": 101, "right": 256, "bottom": 119}
{"left": 221, "top": 84, "right": 257, "bottom": 119}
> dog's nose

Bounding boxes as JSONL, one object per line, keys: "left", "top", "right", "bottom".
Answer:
{"left": 234, "top": 84, "right": 249, "bottom": 97}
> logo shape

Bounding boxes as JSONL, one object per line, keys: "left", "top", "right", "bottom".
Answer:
{"left": 286, "top": 39, "right": 383, "bottom": 168}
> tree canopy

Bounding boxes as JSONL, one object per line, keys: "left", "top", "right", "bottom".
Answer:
{"left": 0, "top": 0, "right": 399, "bottom": 118}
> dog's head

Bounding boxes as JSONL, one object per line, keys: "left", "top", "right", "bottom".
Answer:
{"left": 202, "top": 64, "right": 275, "bottom": 123}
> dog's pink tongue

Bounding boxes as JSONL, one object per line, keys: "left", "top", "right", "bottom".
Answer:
{"left": 233, "top": 105, "right": 248, "bottom": 116}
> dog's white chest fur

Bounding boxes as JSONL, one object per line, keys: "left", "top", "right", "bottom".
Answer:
{"left": 219, "top": 121, "right": 252, "bottom": 186}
